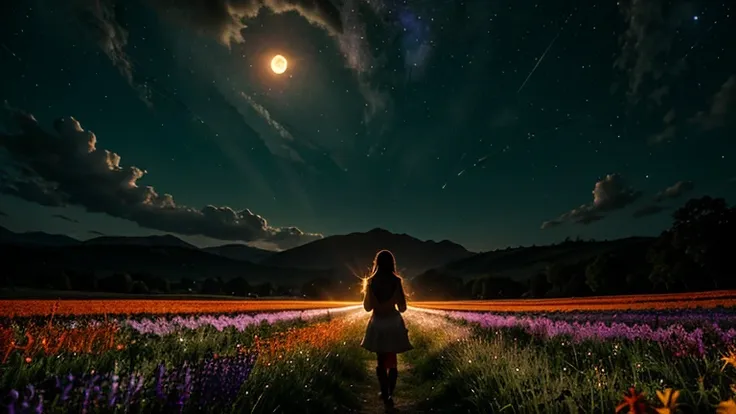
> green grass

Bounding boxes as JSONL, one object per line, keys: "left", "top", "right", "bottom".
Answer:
{"left": 406, "top": 319, "right": 736, "bottom": 413}
{"left": 4, "top": 310, "right": 736, "bottom": 413}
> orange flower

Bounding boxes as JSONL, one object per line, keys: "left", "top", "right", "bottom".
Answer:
{"left": 616, "top": 387, "right": 648, "bottom": 414}
{"left": 1, "top": 321, "right": 119, "bottom": 363}
{"left": 722, "top": 349, "right": 736, "bottom": 372}
{"left": 717, "top": 399, "right": 736, "bottom": 414}
{"left": 654, "top": 388, "right": 680, "bottom": 414}
{"left": 0, "top": 300, "right": 358, "bottom": 317}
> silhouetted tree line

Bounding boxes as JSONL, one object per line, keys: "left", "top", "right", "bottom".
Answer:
{"left": 413, "top": 196, "right": 736, "bottom": 300}
{"left": 1, "top": 268, "right": 304, "bottom": 298}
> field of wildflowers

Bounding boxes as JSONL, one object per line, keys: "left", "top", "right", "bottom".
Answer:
{"left": 0, "top": 304, "right": 368, "bottom": 413}
{"left": 3, "top": 296, "right": 736, "bottom": 413}
{"left": 407, "top": 306, "right": 736, "bottom": 413}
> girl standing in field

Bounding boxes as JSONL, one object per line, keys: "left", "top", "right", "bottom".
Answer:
{"left": 361, "top": 249, "right": 413, "bottom": 409}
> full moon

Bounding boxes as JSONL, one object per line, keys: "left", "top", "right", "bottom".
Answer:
{"left": 271, "top": 55, "right": 288, "bottom": 74}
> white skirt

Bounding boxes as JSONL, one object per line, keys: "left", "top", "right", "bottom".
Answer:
{"left": 361, "top": 312, "right": 413, "bottom": 353}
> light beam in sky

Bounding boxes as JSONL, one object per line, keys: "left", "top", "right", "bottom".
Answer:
{"left": 271, "top": 55, "right": 288, "bottom": 74}
{"left": 516, "top": 13, "right": 573, "bottom": 94}
{"left": 516, "top": 32, "right": 559, "bottom": 94}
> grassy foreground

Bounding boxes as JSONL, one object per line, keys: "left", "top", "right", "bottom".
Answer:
{"left": 403, "top": 308, "right": 736, "bottom": 414}
{"left": 4, "top": 307, "right": 736, "bottom": 413}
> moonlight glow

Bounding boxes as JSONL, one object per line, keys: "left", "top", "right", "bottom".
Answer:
{"left": 271, "top": 55, "right": 288, "bottom": 74}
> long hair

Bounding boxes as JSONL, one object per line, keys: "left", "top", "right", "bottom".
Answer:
{"left": 363, "top": 250, "right": 406, "bottom": 302}
{"left": 371, "top": 249, "right": 397, "bottom": 278}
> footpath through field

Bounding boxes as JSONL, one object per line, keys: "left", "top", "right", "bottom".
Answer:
{"left": 354, "top": 308, "right": 472, "bottom": 414}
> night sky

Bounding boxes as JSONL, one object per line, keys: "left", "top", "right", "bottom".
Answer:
{"left": 0, "top": 0, "right": 734, "bottom": 252}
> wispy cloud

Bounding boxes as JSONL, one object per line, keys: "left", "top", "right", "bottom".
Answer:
{"left": 64, "top": 0, "right": 151, "bottom": 104}
{"left": 654, "top": 180, "right": 694, "bottom": 202}
{"left": 690, "top": 75, "right": 736, "bottom": 130}
{"left": 541, "top": 174, "right": 641, "bottom": 229}
{"left": 615, "top": 0, "right": 693, "bottom": 103}
{"left": 632, "top": 180, "right": 694, "bottom": 218}
{"left": 632, "top": 204, "right": 666, "bottom": 218}
{"left": 52, "top": 214, "right": 79, "bottom": 224}
{"left": 147, "top": 0, "right": 389, "bottom": 124}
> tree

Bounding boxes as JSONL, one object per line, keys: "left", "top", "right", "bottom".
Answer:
{"left": 68, "top": 270, "right": 97, "bottom": 291}
{"left": 585, "top": 254, "right": 624, "bottom": 295}
{"left": 98, "top": 273, "right": 134, "bottom": 294}
{"left": 529, "top": 272, "right": 550, "bottom": 298}
{"left": 254, "top": 282, "right": 273, "bottom": 297}
{"left": 225, "top": 277, "right": 251, "bottom": 297}
{"left": 471, "top": 278, "right": 487, "bottom": 299}
{"left": 131, "top": 280, "right": 150, "bottom": 294}
{"left": 545, "top": 263, "right": 569, "bottom": 292}
{"left": 647, "top": 197, "right": 736, "bottom": 291}
{"left": 132, "top": 272, "right": 170, "bottom": 293}
{"left": 670, "top": 197, "right": 735, "bottom": 288}
{"left": 647, "top": 231, "right": 694, "bottom": 291}
{"left": 201, "top": 278, "right": 223, "bottom": 295}
{"left": 301, "top": 278, "right": 335, "bottom": 299}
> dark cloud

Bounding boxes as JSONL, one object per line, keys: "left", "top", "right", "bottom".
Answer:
{"left": 690, "top": 75, "right": 736, "bottom": 130}
{"left": 0, "top": 173, "right": 67, "bottom": 207}
{"left": 0, "top": 109, "right": 322, "bottom": 249}
{"left": 88, "top": 230, "right": 106, "bottom": 236}
{"left": 66, "top": 0, "right": 151, "bottom": 104}
{"left": 631, "top": 180, "right": 694, "bottom": 218}
{"left": 654, "top": 180, "right": 694, "bottom": 202}
{"left": 648, "top": 109, "right": 677, "bottom": 144}
{"left": 649, "top": 85, "right": 670, "bottom": 106}
{"left": 575, "top": 214, "right": 605, "bottom": 225}
{"left": 632, "top": 204, "right": 666, "bottom": 218}
{"left": 615, "top": 0, "right": 693, "bottom": 102}
{"left": 52, "top": 214, "right": 80, "bottom": 224}
{"left": 0, "top": 209, "right": 7, "bottom": 217}
{"left": 541, "top": 174, "right": 641, "bottom": 229}
{"left": 540, "top": 219, "right": 563, "bottom": 230}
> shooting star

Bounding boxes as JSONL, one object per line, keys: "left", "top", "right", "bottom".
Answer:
{"left": 517, "top": 13, "right": 572, "bottom": 94}
{"left": 1, "top": 43, "right": 21, "bottom": 62}
{"left": 517, "top": 33, "right": 559, "bottom": 93}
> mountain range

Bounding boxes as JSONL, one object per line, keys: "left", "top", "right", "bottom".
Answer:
{"left": 0, "top": 226, "right": 654, "bottom": 298}
{"left": 0, "top": 226, "right": 471, "bottom": 287}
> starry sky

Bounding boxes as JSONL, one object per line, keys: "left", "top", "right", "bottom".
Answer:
{"left": 0, "top": 0, "right": 734, "bottom": 252}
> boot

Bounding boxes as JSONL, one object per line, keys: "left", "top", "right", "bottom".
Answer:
{"left": 387, "top": 368, "right": 398, "bottom": 407}
{"left": 376, "top": 367, "right": 389, "bottom": 405}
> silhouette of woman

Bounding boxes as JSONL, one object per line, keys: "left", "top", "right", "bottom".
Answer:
{"left": 361, "top": 249, "right": 413, "bottom": 409}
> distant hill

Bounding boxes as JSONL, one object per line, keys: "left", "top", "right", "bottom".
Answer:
{"left": 414, "top": 237, "right": 655, "bottom": 283}
{"left": 84, "top": 234, "right": 197, "bottom": 249}
{"left": 1, "top": 243, "right": 329, "bottom": 285}
{"left": 203, "top": 244, "right": 275, "bottom": 263}
{"left": 261, "top": 228, "right": 474, "bottom": 278}
{"left": 0, "top": 226, "right": 325, "bottom": 286}
{"left": 0, "top": 226, "right": 80, "bottom": 247}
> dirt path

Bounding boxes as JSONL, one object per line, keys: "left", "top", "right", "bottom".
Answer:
{"left": 355, "top": 357, "right": 425, "bottom": 414}
{"left": 353, "top": 309, "right": 471, "bottom": 414}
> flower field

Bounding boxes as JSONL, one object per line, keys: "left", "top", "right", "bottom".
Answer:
{"left": 406, "top": 305, "right": 736, "bottom": 413}
{"left": 3, "top": 294, "right": 736, "bottom": 413}
{"left": 413, "top": 290, "right": 736, "bottom": 312}
{"left": 0, "top": 299, "right": 359, "bottom": 317}
{"left": 0, "top": 304, "right": 369, "bottom": 413}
